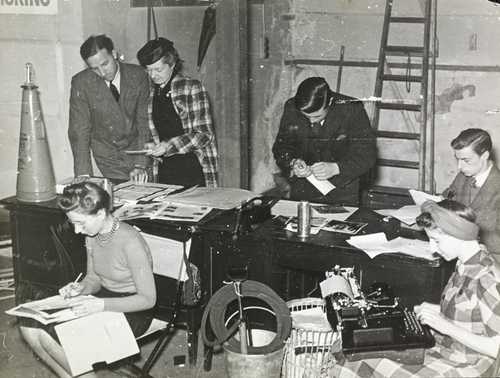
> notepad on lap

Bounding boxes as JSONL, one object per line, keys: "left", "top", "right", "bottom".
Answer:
{"left": 55, "top": 312, "right": 139, "bottom": 376}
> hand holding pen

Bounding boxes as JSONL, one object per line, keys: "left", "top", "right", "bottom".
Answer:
{"left": 58, "top": 273, "right": 84, "bottom": 299}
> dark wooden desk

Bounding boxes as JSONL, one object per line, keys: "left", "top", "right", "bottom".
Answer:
{"left": 1, "top": 197, "right": 455, "bottom": 369}
{"left": 202, "top": 207, "right": 455, "bottom": 308}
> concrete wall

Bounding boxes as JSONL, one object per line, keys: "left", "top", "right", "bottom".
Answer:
{"left": 2, "top": 0, "right": 500, "bottom": 199}
{"left": 253, "top": 0, "right": 500, "bottom": 193}
{"left": 0, "top": 0, "right": 215, "bottom": 199}
{"left": 0, "top": 0, "right": 83, "bottom": 200}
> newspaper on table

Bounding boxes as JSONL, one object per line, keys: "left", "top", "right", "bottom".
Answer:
{"left": 113, "top": 201, "right": 212, "bottom": 222}
{"left": 165, "top": 187, "right": 260, "bottom": 209}
{"left": 113, "top": 184, "right": 260, "bottom": 221}
{"left": 113, "top": 181, "right": 183, "bottom": 205}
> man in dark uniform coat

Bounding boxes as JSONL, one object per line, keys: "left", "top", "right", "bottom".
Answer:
{"left": 273, "top": 77, "right": 376, "bottom": 205}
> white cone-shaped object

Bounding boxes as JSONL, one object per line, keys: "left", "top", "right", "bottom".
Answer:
{"left": 16, "top": 63, "right": 56, "bottom": 202}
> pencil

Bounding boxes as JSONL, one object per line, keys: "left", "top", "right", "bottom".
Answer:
{"left": 73, "top": 273, "right": 83, "bottom": 284}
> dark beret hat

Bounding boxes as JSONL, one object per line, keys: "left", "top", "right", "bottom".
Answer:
{"left": 137, "top": 37, "right": 174, "bottom": 66}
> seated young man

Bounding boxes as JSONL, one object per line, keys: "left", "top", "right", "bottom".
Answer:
{"left": 442, "top": 128, "right": 500, "bottom": 264}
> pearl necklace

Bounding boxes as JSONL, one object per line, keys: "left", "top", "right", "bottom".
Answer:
{"left": 96, "top": 217, "right": 119, "bottom": 244}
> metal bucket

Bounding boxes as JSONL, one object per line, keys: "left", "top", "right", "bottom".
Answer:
{"left": 224, "top": 329, "right": 285, "bottom": 378}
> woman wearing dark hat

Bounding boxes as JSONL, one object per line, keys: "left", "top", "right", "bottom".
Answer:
{"left": 136, "top": 38, "right": 218, "bottom": 187}
{"left": 330, "top": 199, "right": 500, "bottom": 377}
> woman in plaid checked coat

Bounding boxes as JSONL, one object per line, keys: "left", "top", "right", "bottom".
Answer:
{"left": 330, "top": 199, "right": 500, "bottom": 378}
{"left": 136, "top": 38, "right": 218, "bottom": 188}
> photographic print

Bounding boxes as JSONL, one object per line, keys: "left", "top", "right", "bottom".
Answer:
{"left": 322, "top": 219, "right": 368, "bottom": 235}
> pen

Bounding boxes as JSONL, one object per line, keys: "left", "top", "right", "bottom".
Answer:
{"left": 60, "top": 273, "right": 82, "bottom": 299}
{"left": 73, "top": 272, "right": 83, "bottom": 284}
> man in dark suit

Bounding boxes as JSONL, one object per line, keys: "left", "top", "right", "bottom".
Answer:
{"left": 272, "top": 77, "right": 376, "bottom": 205}
{"left": 443, "top": 128, "right": 500, "bottom": 262}
{"left": 69, "top": 34, "right": 150, "bottom": 182}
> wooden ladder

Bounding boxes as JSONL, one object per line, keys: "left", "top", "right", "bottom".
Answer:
{"left": 370, "top": 0, "right": 433, "bottom": 194}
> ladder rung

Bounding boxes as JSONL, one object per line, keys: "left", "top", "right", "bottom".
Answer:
{"left": 376, "top": 131, "right": 421, "bottom": 140}
{"left": 382, "top": 74, "right": 423, "bottom": 83}
{"left": 377, "top": 159, "right": 420, "bottom": 169}
{"left": 390, "top": 17, "right": 426, "bottom": 24}
{"left": 385, "top": 45, "right": 424, "bottom": 56}
{"left": 377, "top": 102, "right": 421, "bottom": 112}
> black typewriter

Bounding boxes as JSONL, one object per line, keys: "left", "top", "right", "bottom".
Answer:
{"left": 323, "top": 266, "right": 435, "bottom": 365}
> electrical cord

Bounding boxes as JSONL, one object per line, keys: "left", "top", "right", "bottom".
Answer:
{"left": 201, "top": 280, "right": 292, "bottom": 354}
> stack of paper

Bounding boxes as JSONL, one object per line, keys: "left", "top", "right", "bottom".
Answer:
{"left": 6, "top": 295, "right": 96, "bottom": 325}
{"left": 346, "top": 233, "right": 436, "bottom": 260}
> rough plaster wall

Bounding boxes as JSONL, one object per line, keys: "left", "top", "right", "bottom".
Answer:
{"left": 80, "top": 3, "right": 215, "bottom": 109}
{"left": 251, "top": 65, "right": 322, "bottom": 192}
{"left": 256, "top": 0, "right": 500, "bottom": 194}
{"left": 0, "top": 0, "right": 83, "bottom": 199}
{"left": 0, "top": 1, "right": 216, "bottom": 199}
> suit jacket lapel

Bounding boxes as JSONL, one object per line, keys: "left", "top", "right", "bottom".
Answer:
{"left": 471, "top": 165, "right": 500, "bottom": 208}
{"left": 117, "top": 62, "right": 127, "bottom": 106}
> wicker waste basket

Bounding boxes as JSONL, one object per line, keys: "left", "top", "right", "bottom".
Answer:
{"left": 281, "top": 298, "right": 341, "bottom": 378}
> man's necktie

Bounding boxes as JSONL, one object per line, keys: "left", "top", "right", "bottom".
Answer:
{"left": 468, "top": 176, "right": 479, "bottom": 203}
{"left": 310, "top": 122, "right": 321, "bottom": 136}
{"left": 109, "top": 81, "right": 120, "bottom": 102}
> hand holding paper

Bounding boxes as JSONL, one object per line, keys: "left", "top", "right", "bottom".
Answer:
{"left": 310, "top": 162, "right": 340, "bottom": 180}
{"left": 409, "top": 189, "right": 443, "bottom": 206}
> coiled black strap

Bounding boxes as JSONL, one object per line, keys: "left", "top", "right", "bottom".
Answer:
{"left": 201, "top": 280, "right": 291, "bottom": 354}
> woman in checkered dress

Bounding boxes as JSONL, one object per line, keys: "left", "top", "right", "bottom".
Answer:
{"left": 329, "top": 199, "right": 500, "bottom": 378}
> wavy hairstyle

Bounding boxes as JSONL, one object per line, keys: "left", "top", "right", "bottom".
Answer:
{"left": 57, "top": 182, "right": 110, "bottom": 215}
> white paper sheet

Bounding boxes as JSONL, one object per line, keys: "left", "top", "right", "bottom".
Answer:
{"left": 409, "top": 189, "right": 443, "bottom": 206}
{"left": 380, "top": 205, "right": 421, "bottom": 225}
{"left": 347, "top": 233, "right": 436, "bottom": 260}
{"left": 306, "top": 174, "right": 336, "bottom": 195}
{"left": 290, "top": 306, "right": 332, "bottom": 331}
{"left": 141, "top": 232, "right": 191, "bottom": 281}
{"left": 320, "top": 275, "right": 355, "bottom": 299}
{"left": 55, "top": 312, "right": 139, "bottom": 376}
